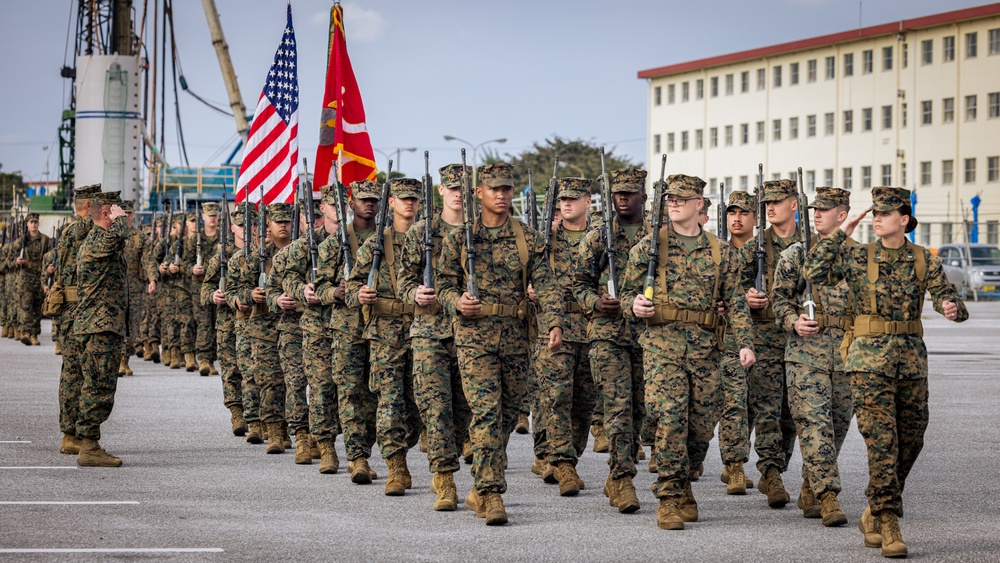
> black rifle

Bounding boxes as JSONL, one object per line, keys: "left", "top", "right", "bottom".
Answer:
{"left": 243, "top": 183, "right": 252, "bottom": 267}
{"left": 422, "top": 151, "right": 435, "bottom": 289}
{"left": 161, "top": 203, "right": 174, "bottom": 267}
{"left": 754, "top": 163, "right": 767, "bottom": 293}
{"left": 302, "top": 157, "right": 319, "bottom": 283}
{"left": 173, "top": 202, "right": 185, "bottom": 266}
{"left": 718, "top": 181, "right": 729, "bottom": 240}
{"left": 257, "top": 183, "right": 268, "bottom": 289}
{"left": 599, "top": 147, "right": 618, "bottom": 298}
{"left": 46, "top": 225, "right": 57, "bottom": 287}
{"left": 367, "top": 159, "right": 393, "bottom": 288}
{"left": 19, "top": 212, "right": 27, "bottom": 261}
{"left": 331, "top": 161, "right": 353, "bottom": 278}
{"left": 218, "top": 181, "right": 231, "bottom": 292}
{"left": 541, "top": 154, "right": 560, "bottom": 258}
{"left": 459, "top": 149, "right": 478, "bottom": 299}
{"left": 196, "top": 202, "right": 203, "bottom": 267}
{"left": 796, "top": 167, "right": 815, "bottom": 320}
{"left": 644, "top": 155, "right": 668, "bottom": 300}
{"left": 291, "top": 197, "right": 301, "bottom": 241}
{"left": 525, "top": 168, "right": 538, "bottom": 229}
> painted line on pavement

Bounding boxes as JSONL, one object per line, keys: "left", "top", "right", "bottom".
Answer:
{"left": 0, "top": 466, "right": 79, "bottom": 470}
{"left": 0, "top": 501, "right": 140, "bottom": 505}
{"left": 0, "top": 441, "right": 31, "bottom": 444}
{"left": 0, "top": 549, "right": 224, "bottom": 554}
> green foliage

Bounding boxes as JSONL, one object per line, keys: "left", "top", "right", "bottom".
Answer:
{"left": 503, "top": 137, "right": 634, "bottom": 193}
{"left": 0, "top": 163, "right": 27, "bottom": 210}
{"left": 374, "top": 170, "right": 406, "bottom": 184}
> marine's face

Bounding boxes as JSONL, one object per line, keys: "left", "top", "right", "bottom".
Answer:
{"left": 872, "top": 209, "right": 906, "bottom": 238}
{"left": 389, "top": 196, "right": 420, "bottom": 220}
{"left": 477, "top": 184, "right": 513, "bottom": 215}
{"left": 727, "top": 208, "right": 754, "bottom": 236}
{"left": 559, "top": 196, "right": 591, "bottom": 223}
{"left": 27, "top": 219, "right": 39, "bottom": 235}
{"left": 439, "top": 185, "right": 462, "bottom": 213}
{"left": 812, "top": 206, "right": 847, "bottom": 236}
{"left": 765, "top": 196, "right": 797, "bottom": 226}
{"left": 352, "top": 197, "right": 379, "bottom": 221}
{"left": 612, "top": 191, "right": 645, "bottom": 221}
{"left": 203, "top": 214, "right": 219, "bottom": 228}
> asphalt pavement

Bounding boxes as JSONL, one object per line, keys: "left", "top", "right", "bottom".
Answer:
{"left": 1, "top": 302, "right": 999, "bottom": 562}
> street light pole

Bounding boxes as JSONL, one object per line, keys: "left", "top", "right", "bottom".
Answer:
{"left": 443, "top": 135, "right": 507, "bottom": 189}
{"left": 374, "top": 147, "right": 417, "bottom": 176}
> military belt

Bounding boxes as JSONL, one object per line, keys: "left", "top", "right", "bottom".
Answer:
{"left": 64, "top": 285, "right": 80, "bottom": 303}
{"left": 852, "top": 315, "right": 922, "bottom": 337}
{"left": 414, "top": 303, "right": 443, "bottom": 316}
{"left": 648, "top": 305, "right": 718, "bottom": 329}
{"left": 371, "top": 298, "right": 414, "bottom": 317}
{"left": 797, "top": 310, "right": 854, "bottom": 331}
{"left": 751, "top": 306, "right": 776, "bottom": 321}
{"left": 479, "top": 301, "right": 527, "bottom": 320}
{"left": 563, "top": 301, "right": 583, "bottom": 314}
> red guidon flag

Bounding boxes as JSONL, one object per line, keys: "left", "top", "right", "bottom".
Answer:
{"left": 314, "top": 3, "right": 377, "bottom": 191}
{"left": 236, "top": 5, "right": 299, "bottom": 206}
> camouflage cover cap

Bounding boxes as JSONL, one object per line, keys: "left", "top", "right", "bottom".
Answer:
{"left": 185, "top": 210, "right": 198, "bottom": 222}
{"left": 664, "top": 174, "right": 706, "bottom": 197}
{"left": 870, "top": 186, "right": 912, "bottom": 212}
{"left": 477, "top": 163, "right": 515, "bottom": 188}
{"left": 201, "top": 202, "right": 220, "bottom": 216}
{"left": 610, "top": 167, "right": 646, "bottom": 193}
{"left": 119, "top": 200, "right": 134, "bottom": 212}
{"left": 809, "top": 186, "right": 851, "bottom": 209}
{"left": 26, "top": 212, "right": 40, "bottom": 221}
{"left": 305, "top": 197, "right": 322, "bottom": 214}
{"left": 439, "top": 164, "right": 471, "bottom": 189}
{"left": 556, "top": 177, "right": 592, "bottom": 199}
{"left": 350, "top": 180, "right": 381, "bottom": 200}
{"left": 73, "top": 183, "right": 102, "bottom": 200}
{"left": 91, "top": 191, "right": 122, "bottom": 205}
{"left": 702, "top": 197, "right": 712, "bottom": 211}
{"left": 727, "top": 190, "right": 755, "bottom": 212}
{"left": 390, "top": 178, "right": 423, "bottom": 200}
{"left": 761, "top": 179, "right": 798, "bottom": 202}
{"left": 268, "top": 202, "right": 293, "bottom": 222}
{"left": 231, "top": 202, "right": 255, "bottom": 227}
{"left": 172, "top": 213, "right": 185, "bottom": 224}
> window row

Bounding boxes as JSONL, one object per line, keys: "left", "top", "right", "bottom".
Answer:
{"left": 919, "top": 157, "right": 1000, "bottom": 186}
{"left": 919, "top": 93, "right": 1000, "bottom": 124}
{"left": 703, "top": 165, "right": 895, "bottom": 194}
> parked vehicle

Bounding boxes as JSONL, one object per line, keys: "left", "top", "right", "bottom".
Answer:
{"left": 937, "top": 243, "right": 1000, "bottom": 294}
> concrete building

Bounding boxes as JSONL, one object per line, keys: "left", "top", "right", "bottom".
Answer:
{"left": 639, "top": 3, "right": 1000, "bottom": 247}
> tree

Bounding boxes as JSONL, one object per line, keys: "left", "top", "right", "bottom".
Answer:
{"left": 503, "top": 137, "right": 634, "bottom": 193}
{"left": 0, "top": 163, "right": 27, "bottom": 211}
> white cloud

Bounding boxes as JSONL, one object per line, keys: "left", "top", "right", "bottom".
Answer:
{"left": 311, "top": 4, "right": 386, "bottom": 44}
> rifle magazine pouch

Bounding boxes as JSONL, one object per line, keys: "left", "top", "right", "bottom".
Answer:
{"left": 43, "top": 282, "right": 66, "bottom": 317}
{"left": 839, "top": 329, "right": 854, "bottom": 363}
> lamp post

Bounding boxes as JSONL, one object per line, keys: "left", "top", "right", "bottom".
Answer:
{"left": 442, "top": 136, "right": 507, "bottom": 188}
{"left": 373, "top": 147, "right": 418, "bottom": 176}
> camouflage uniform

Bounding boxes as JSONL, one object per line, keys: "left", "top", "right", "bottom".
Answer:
{"left": 202, "top": 245, "right": 241, "bottom": 409}
{"left": 122, "top": 207, "right": 148, "bottom": 356}
{"left": 265, "top": 241, "right": 308, "bottom": 435}
{"left": 15, "top": 223, "right": 49, "bottom": 339}
{"left": 175, "top": 214, "right": 201, "bottom": 361}
{"left": 574, "top": 169, "right": 650, "bottom": 481}
{"left": 436, "top": 163, "right": 564, "bottom": 498}
{"left": 153, "top": 218, "right": 182, "bottom": 358}
{"left": 619, "top": 175, "right": 753, "bottom": 503}
{"left": 804, "top": 186, "right": 969, "bottom": 519}
{"left": 224, "top": 241, "right": 262, "bottom": 428}
{"left": 41, "top": 247, "right": 58, "bottom": 344}
{"left": 192, "top": 206, "right": 221, "bottom": 367}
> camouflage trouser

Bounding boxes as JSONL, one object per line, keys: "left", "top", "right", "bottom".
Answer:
{"left": 369, "top": 338, "right": 421, "bottom": 460}
{"left": 716, "top": 334, "right": 750, "bottom": 464}
{"left": 332, "top": 339, "right": 376, "bottom": 461}
{"left": 216, "top": 316, "right": 241, "bottom": 410}
{"left": 590, "top": 340, "right": 644, "bottom": 479}
{"left": 17, "top": 276, "right": 43, "bottom": 336}
{"left": 125, "top": 285, "right": 143, "bottom": 352}
{"left": 175, "top": 288, "right": 196, "bottom": 354}
{"left": 749, "top": 352, "right": 797, "bottom": 474}
{"left": 57, "top": 307, "right": 84, "bottom": 435}
{"left": 251, "top": 336, "right": 285, "bottom": 425}
{"left": 235, "top": 319, "right": 261, "bottom": 424}
{"left": 52, "top": 314, "right": 60, "bottom": 342}
{"left": 195, "top": 298, "right": 217, "bottom": 362}
{"left": 457, "top": 344, "right": 528, "bottom": 496}
{"left": 645, "top": 325, "right": 720, "bottom": 499}
{"left": 157, "top": 286, "right": 176, "bottom": 349}
{"left": 852, "top": 371, "right": 928, "bottom": 517}
{"left": 787, "top": 362, "right": 853, "bottom": 496}
{"left": 520, "top": 345, "right": 539, "bottom": 418}
{"left": 74, "top": 331, "right": 123, "bottom": 440}
{"left": 279, "top": 326, "right": 308, "bottom": 433}
{"left": 412, "top": 337, "right": 470, "bottom": 474}
{"left": 533, "top": 341, "right": 596, "bottom": 465}
{"left": 141, "top": 287, "right": 159, "bottom": 344}
{"left": 304, "top": 330, "right": 340, "bottom": 441}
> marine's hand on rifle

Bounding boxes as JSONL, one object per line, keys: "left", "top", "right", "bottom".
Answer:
{"left": 456, "top": 292, "right": 481, "bottom": 317}
{"left": 841, "top": 209, "right": 869, "bottom": 237}
{"left": 276, "top": 293, "right": 297, "bottom": 310}
{"left": 334, "top": 280, "right": 346, "bottom": 302}
{"left": 148, "top": 281, "right": 156, "bottom": 294}
{"left": 168, "top": 263, "right": 179, "bottom": 274}
{"left": 415, "top": 286, "right": 437, "bottom": 307}
{"left": 192, "top": 264, "right": 205, "bottom": 276}
{"left": 548, "top": 326, "right": 563, "bottom": 351}
{"left": 794, "top": 314, "right": 820, "bottom": 337}
{"left": 15, "top": 256, "right": 24, "bottom": 266}
{"left": 527, "top": 283, "right": 538, "bottom": 303}
{"left": 595, "top": 294, "right": 621, "bottom": 315}
{"left": 212, "top": 289, "right": 226, "bottom": 306}
{"left": 43, "top": 285, "right": 50, "bottom": 295}
{"left": 739, "top": 348, "right": 756, "bottom": 368}
{"left": 158, "top": 263, "right": 168, "bottom": 275}
{"left": 235, "top": 299, "right": 252, "bottom": 314}
{"left": 358, "top": 285, "right": 378, "bottom": 305}
{"left": 251, "top": 287, "right": 267, "bottom": 304}
{"left": 303, "top": 283, "right": 320, "bottom": 305}
{"left": 46, "top": 264, "right": 55, "bottom": 274}
{"left": 747, "top": 288, "right": 769, "bottom": 309}
{"left": 716, "top": 300, "right": 726, "bottom": 316}
{"left": 632, "top": 294, "right": 654, "bottom": 318}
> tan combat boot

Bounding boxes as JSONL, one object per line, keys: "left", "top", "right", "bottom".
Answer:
{"left": 118, "top": 356, "right": 127, "bottom": 377}
{"left": 432, "top": 471, "right": 458, "bottom": 511}
{"left": 246, "top": 421, "right": 263, "bottom": 444}
{"left": 199, "top": 358, "right": 211, "bottom": 376}
{"left": 348, "top": 457, "right": 375, "bottom": 484}
{"left": 295, "top": 431, "right": 312, "bottom": 464}
{"left": 265, "top": 423, "right": 285, "bottom": 454}
{"left": 859, "top": 506, "right": 882, "bottom": 548}
{"left": 657, "top": 497, "right": 685, "bottom": 530}
{"left": 76, "top": 438, "right": 122, "bottom": 467}
{"left": 54, "top": 340, "right": 62, "bottom": 355}
{"left": 798, "top": 477, "right": 821, "bottom": 518}
{"left": 318, "top": 440, "right": 339, "bottom": 474}
{"left": 419, "top": 430, "right": 428, "bottom": 452}
{"left": 820, "top": 491, "right": 847, "bottom": 527}
{"left": 554, "top": 462, "right": 581, "bottom": 497}
{"left": 280, "top": 423, "right": 292, "bottom": 449}
{"left": 208, "top": 362, "right": 219, "bottom": 376}
{"left": 1, "top": 325, "right": 8, "bottom": 338}
{"left": 679, "top": 483, "right": 699, "bottom": 522}
{"left": 185, "top": 353, "right": 197, "bottom": 372}
{"left": 135, "top": 342, "right": 144, "bottom": 356}
{"left": 142, "top": 342, "right": 152, "bottom": 361}
{"left": 515, "top": 413, "right": 530, "bottom": 434}
{"left": 309, "top": 435, "right": 321, "bottom": 459}
{"left": 60, "top": 433, "right": 82, "bottom": 455}
{"left": 30, "top": 334, "right": 40, "bottom": 345}
{"left": 591, "top": 423, "right": 609, "bottom": 453}
{"left": 20, "top": 331, "right": 32, "bottom": 345}
{"left": 483, "top": 493, "right": 508, "bottom": 526}
{"left": 603, "top": 474, "right": 619, "bottom": 507}
{"left": 615, "top": 476, "right": 640, "bottom": 514}
{"left": 149, "top": 342, "right": 161, "bottom": 363}
{"left": 721, "top": 462, "right": 755, "bottom": 489}
{"left": 690, "top": 463, "right": 703, "bottom": 482}
{"left": 169, "top": 347, "right": 182, "bottom": 369}
{"left": 531, "top": 457, "right": 549, "bottom": 478}
{"left": 879, "top": 512, "right": 908, "bottom": 558}
{"left": 465, "top": 488, "right": 485, "bottom": 517}
{"left": 725, "top": 462, "right": 747, "bottom": 495}
{"left": 229, "top": 406, "right": 247, "bottom": 436}
{"left": 758, "top": 466, "right": 790, "bottom": 508}
{"left": 636, "top": 447, "right": 646, "bottom": 461}
{"left": 161, "top": 346, "right": 170, "bottom": 366}
{"left": 384, "top": 453, "right": 407, "bottom": 496}
{"left": 122, "top": 355, "right": 133, "bottom": 377}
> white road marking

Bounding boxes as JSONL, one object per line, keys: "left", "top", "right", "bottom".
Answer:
{"left": 0, "top": 501, "right": 140, "bottom": 505}
{"left": 0, "top": 466, "right": 79, "bottom": 470}
{"left": 0, "top": 441, "right": 31, "bottom": 444}
{"left": 0, "top": 549, "right": 224, "bottom": 554}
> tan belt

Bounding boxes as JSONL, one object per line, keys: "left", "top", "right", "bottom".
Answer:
{"left": 479, "top": 301, "right": 527, "bottom": 320}
{"left": 64, "top": 285, "right": 80, "bottom": 303}
{"left": 371, "top": 298, "right": 415, "bottom": 317}
{"left": 648, "top": 304, "right": 718, "bottom": 329}
{"left": 751, "top": 306, "right": 776, "bottom": 321}
{"left": 563, "top": 301, "right": 583, "bottom": 314}
{"left": 797, "top": 310, "right": 854, "bottom": 331}
{"left": 852, "top": 315, "right": 922, "bottom": 338}
{"left": 415, "top": 303, "right": 442, "bottom": 316}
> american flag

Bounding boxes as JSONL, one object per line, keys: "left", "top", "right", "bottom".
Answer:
{"left": 236, "top": 5, "right": 299, "bottom": 207}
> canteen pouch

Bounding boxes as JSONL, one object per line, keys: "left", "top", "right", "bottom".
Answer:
{"left": 43, "top": 282, "right": 66, "bottom": 317}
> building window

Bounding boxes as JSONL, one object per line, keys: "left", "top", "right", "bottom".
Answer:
{"left": 943, "top": 223, "right": 953, "bottom": 244}
{"left": 790, "top": 116, "right": 799, "bottom": 139}
{"left": 843, "top": 53, "right": 852, "bottom": 76}
{"left": 988, "top": 156, "right": 999, "bottom": 182}
{"left": 756, "top": 121, "right": 765, "bottom": 143}
{"left": 695, "top": 129, "right": 703, "bottom": 150}
{"left": 741, "top": 71, "right": 749, "bottom": 93}
{"left": 943, "top": 97, "right": 955, "bottom": 123}
{"left": 882, "top": 105, "right": 892, "bottom": 129}
{"left": 965, "top": 158, "right": 977, "bottom": 183}
{"left": 710, "top": 127, "right": 718, "bottom": 148}
{"left": 740, "top": 123, "right": 748, "bottom": 145}
{"left": 772, "top": 173, "right": 781, "bottom": 182}
{"left": 806, "top": 170, "right": 816, "bottom": 191}
{"left": 667, "top": 84, "right": 675, "bottom": 104}
{"left": 944, "top": 36, "right": 955, "bottom": 62}
{"left": 902, "top": 102, "right": 908, "bottom": 127}
{"left": 824, "top": 169, "right": 834, "bottom": 186}
{"left": 681, "top": 131, "right": 689, "bottom": 151}
{"left": 682, "top": 81, "right": 689, "bottom": 102}
{"left": 842, "top": 167, "right": 853, "bottom": 189}
{"left": 773, "top": 119, "right": 782, "bottom": 141}
{"left": 725, "top": 74, "right": 734, "bottom": 96}
{"left": 807, "top": 59, "right": 817, "bottom": 82}
{"left": 862, "top": 166, "right": 872, "bottom": 189}
{"left": 966, "top": 95, "right": 977, "bottom": 121}
{"left": 921, "top": 39, "right": 933, "bottom": 64}
{"left": 990, "top": 28, "right": 1000, "bottom": 55}
{"left": 653, "top": 86, "right": 661, "bottom": 106}
{"left": 667, "top": 133, "right": 675, "bottom": 153}
{"left": 988, "top": 221, "right": 998, "bottom": 245}
{"left": 696, "top": 79, "right": 704, "bottom": 100}
{"left": 843, "top": 110, "right": 853, "bottom": 133}
{"left": 824, "top": 112, "right": 834, "bottom": 136}
{"left": 901, "top": 162, "right": 907, "bottom": 186}
{"left": 990, "top": 92, "right": 1000, "bottom": 118}
{"left": 921, "top": 100, "right": 932, "bottom": 125}
{"left": 881, "top": 164, "right": 892, "bottom": 185}
{"left": 862, "top": 49, "right": 873, "bottom": 73}
{"left": 653, "top": 134, "right": 661, "bottom": 153}
{"left": 790, "top": 62, "right": 799, "bottom": 85}
{"left": 920, "top": 222, "right": 931, "bottom": 246}
{"left": 710, "top": 76, "right": 718, "bottom": 97}
{"left": 862, "top": 107, "right": 873, "bottom": 131}
{"left": 903, "top": 43, "right": 909, "bottom": 68}
{"left": 724, "top": 177, "right": 733, "bottom": 193}
{"left": 967, "top": 32, "right": 978, "bottom": 58}
{"left": 942, "top": 159, "right": 954, "bottom": 185}
{"left": 740, "top": 175, "right": 749, "bottom": 190}
{"left": 773, "top": 65, "right": 782, "bottom": 88}
{"left": 920, "top": 161, "right": 932, "bottom": 185}
{"left": 807, "top": 115, "right": 817, "bottom": 137}
{"left": 883, "top": 46, "right": 893, "bottom": 70}
{"left": 725, "top": 125, "right": 734, "bottom": 147}
{"left": 757, "top": 68, "right": 765, "bottom": 90}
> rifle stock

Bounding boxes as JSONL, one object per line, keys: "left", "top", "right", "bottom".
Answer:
{"left": 643, "top": 154, "right": 667, "bottom": 300}
{"left": 367, "top": 159, "right": 393, "bottom": 289}
{"left": 541, "top": 154, "right": 560, "bottom": 258}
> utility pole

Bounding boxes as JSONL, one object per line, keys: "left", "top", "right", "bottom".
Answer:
{"left": 201, "top": 0, "right": 250, "bottom": 143}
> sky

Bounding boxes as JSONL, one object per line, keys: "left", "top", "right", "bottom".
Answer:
{"left": 0, "top": 0, "right": 987, "bottom": 185}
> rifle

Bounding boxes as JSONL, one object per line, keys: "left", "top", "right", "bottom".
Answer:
{"left": 173, "top": 202, "right": 185, "bottom": 266}
{"left": 331, "top": 161, "right": 353, "bottom": 278}
{"left": 302, "top": 157, "right": 319, "bottom": 283}
{"left": 796, "top": 167, "right": 815, "bottom": 320}
{"left": 257, "top": 183, "right": 268, "bottom": 289}
{"left": 161, "top": 203, "right": 174, "bottom": 267}
{"left": 754, "top": 163, "right": 767, "bottom": 293}
{"left": 643, "top": 154, "right": 668, "bottom": 300}
{"left": 599, "top": 147, "right": 618, "bottom": 298}
{"left": 218, "top": 181, "right": 231, "bottom": 292}
{"left": 46, "top": 225, "right": 57, "bottom": 287}
{"left": 422, "top": 151, "right": 435, "bottom": 289}
{"left": 367, "top": 159, "right": 393, "bottom": 288}
{"left": 291, "top": 197, "right": 301, "bottom": 241}
{"left": 718, "top": 181, "right": 729, "bottom": 241}
{"left": 460, "top": 149, "right": 478, "bottom": 299}
{"left": 541, "top": 154, "right": 560, "bottom": 257}
{"left": 525, "top": 168, "right": 538, "bottom": 229}
{"left": 19, "top": 212, "right": 26, "bottom": 261}
{"left": 243, "top": 183, "right": 252, "bottom": 266}
{"left": 196, "top": 202, "right": 203, "bottom": 267}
